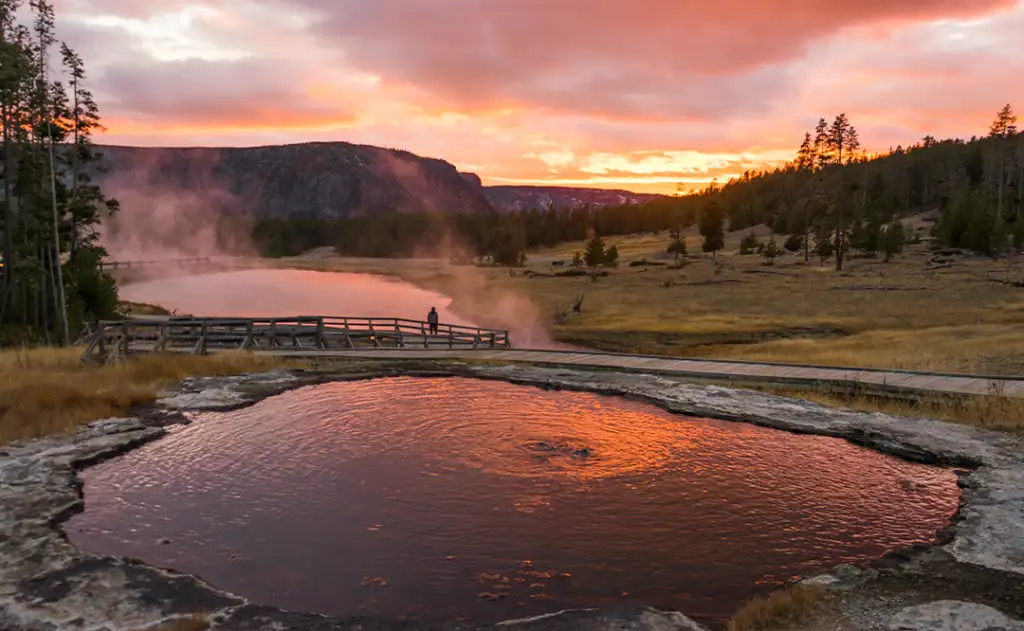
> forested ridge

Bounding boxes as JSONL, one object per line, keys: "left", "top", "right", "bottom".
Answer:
{"left": 254, "top": 106, "right": 1023, "bottom": 268}
{"left": 0, "top": 0, "right": 120, "bottom": 345}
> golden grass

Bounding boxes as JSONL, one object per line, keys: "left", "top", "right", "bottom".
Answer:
{"left": 282, "top": 231, "right": 1024, "bottom": 377}
{"left": 728, "top": 584, "right": 832, "bottom": 631}
{"left": 269, "top": 238, "right": 1024, "bottom": 431}
{"left": 141, "top": 615, "right": 209, "bottom": 631}
{"left": 0, "top": 347, "right": 288, "bottom": 445}
{"left": 753, "top": 386, "right": 1024, "bottom": 432}
{"left": 118, "top": 300, "right": 173, "bottom": 316}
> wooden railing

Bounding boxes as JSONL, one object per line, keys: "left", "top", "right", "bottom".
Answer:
{"left": 99, "top": 257, "right": 212, "bottom": 271}
{"left": 82, "top": 316, "right": 512, "bottom": 363}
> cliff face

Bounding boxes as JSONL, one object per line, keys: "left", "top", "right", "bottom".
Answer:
{"left": 92, "top": 142, "right": 495, "bottom": 218}
{"left": 484, "top": 185, "right": 666, "bottom": 211}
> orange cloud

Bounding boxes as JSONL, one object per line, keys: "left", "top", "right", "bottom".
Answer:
{"left": 51, "top": 0, "right": 1024, "bottom": 194}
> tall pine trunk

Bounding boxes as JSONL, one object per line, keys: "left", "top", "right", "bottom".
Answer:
{"left": 1, "top": 104, "right": 12, "bottom": 315}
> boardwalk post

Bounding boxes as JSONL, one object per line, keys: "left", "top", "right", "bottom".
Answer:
{"left": 156, "top": 323, "right": 168, "bottom": 352}
{"left": 97, "top": 324, "right": 107, "bottom": 357}
{"left": 489, "top": 333, "right": 496, "bottom": 348}
{"left": 343, "top": 318, "right": 353, "bottom": 348}
{"left": 120, "top": 323, "right": 130, "bottom": 358}
{"left": 316, "top": 317, "right": 327, "bottom": 350}
{"left": 192, "top": 321, "right": 208, "bottom": 355}
{"left": 269, "top": 320, "right": 277, "bottom": 348}
{"left": 242, "top": 321, "right": 254, "bottom": 350}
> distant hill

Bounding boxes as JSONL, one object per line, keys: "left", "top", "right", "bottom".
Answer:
{"left": 92, "top": 142, "right": 494, "bottom": 219}
{"left": 484, "top": 185, "right": 666, "bottom": 211}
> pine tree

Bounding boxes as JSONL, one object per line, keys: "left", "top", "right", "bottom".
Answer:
{"left": 813, "top": 118, "right": 831, "bottom": 170}
{"left": 739, "top": 231, "right": 759, "bottom": 255}
{"left": 784, "top": 233, "right": 803, "bottom": 252}
{"left": 795, "top": 132, "right": 814, "bottom": 171}
{"left": 583, "top": 235, "right": 606, "bottom": 268}
{"left": 699, "top": 200, "right": 725, "bottom": 257}
{"left": 0, "top": 0, "right": 118, "bottom": 344}
{"left": 666, "top": 227, "right": 687, "bottom": 264}
{"left": 603, "top": 244, "right": 619, "bottom": 267}
{"left": 881, "top": 219, "right": 906, "bottom": 262}
{"left": 761, "top": 237, "right": 782, "bottom": 265}
{"left": 989, "top": 104, "right": 1018, "bottom": 234}
{"left": 990, "top": 104, "right": 1018, "bottom": 139}
{"left": 828, "top": 113, "right": 860, "bottom": 166}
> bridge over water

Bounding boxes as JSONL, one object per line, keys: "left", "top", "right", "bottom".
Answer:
{"left": 99, "top": 257, "right": 214, "bottom": 271}
{"left": 83, "top": 316, "right": 1024, "bottom": 399}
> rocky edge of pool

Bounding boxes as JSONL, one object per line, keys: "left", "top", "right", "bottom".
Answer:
{"left": 1, "top": 360, "right": 1022, "bottom": 631}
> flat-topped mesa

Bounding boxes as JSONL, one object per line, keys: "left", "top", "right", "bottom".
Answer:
{"left": 81, "top": 316, "right": 513, "bottom": 363}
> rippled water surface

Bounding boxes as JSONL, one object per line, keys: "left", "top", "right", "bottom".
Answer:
{"left": 69, "top": 378, "right": 960, "bottom": 624}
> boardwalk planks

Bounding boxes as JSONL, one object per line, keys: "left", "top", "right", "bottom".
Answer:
{"left": 82, "top": 316, "right": 512, "bottom": 363}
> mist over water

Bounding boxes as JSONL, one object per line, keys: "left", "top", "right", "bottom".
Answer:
{"left": 120, "top": 269, "right": 472, "bottom": 325}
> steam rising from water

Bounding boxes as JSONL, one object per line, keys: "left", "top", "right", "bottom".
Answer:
{"left": 119, "top": 269, "right": 472, "bottom": 325}
{"left": 97, "top": 149, "right": 553, "bottom": 345}
{"left": 68, "top": 378, "right": 960, "bottom": 625}
{"left": 97, "top": 149, "right": 254, "bottom": 261}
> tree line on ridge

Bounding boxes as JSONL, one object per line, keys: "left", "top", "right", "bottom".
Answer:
{"left": 253, "top": 106, "right": 1023, "bottom": 271}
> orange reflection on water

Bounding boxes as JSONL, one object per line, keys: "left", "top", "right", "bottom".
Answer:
{"left": 70, "top": 377, "right": 961, "bottom": 626}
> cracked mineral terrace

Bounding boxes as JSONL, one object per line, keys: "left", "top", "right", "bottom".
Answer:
{"left": 1, "top": 360, "right": 1022, "bottom": 631}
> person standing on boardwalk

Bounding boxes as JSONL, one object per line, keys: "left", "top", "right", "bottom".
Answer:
{"left": 427, "top": 307, "right": 439, "bottom": 335}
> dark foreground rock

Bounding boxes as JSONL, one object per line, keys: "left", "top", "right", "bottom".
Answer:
{"left": 1, "top": 361, "right": 1022, "bottom": 631}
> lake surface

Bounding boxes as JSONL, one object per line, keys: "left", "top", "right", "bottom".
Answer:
{"left": 68, "top": 378, "right": 960, "bottom": 625}
{"left": 120, "top": 268, "right": 471, "bottom": 325}
{"left": 120, "top": 267, "right": 559, "bottom": 348}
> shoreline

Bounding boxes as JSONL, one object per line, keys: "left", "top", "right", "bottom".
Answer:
{"left": 2, "top": 360, "right": 1022, "bottom": 630}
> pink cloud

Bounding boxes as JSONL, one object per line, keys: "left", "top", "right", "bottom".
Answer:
{"left": 45, "top": 0, "right": 1024, "bottom": 193}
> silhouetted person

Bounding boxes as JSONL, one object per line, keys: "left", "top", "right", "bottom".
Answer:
{"left": 427, "top": 307, "right": 439, "bottom": 335}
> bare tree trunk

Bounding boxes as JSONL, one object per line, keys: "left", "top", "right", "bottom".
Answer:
{"left": 68, "top": 73, "right": 79, "bottom": 260}
{"left": 835, "top": 198, "right": 845, "bottom": 272}
{"left": 803, "top": 202, "right": 810, "bottom": 263}
{"left": 39, "top": 242, "right": 50, "bottom": 344}
{"left": 46, "top": 125, "right": 67, "bottom": 344}
{"left": 0, "top": 104, "right": 11, "bottom": 316}
{"left": 38, "top": 30, "right": 69, "bottom": 345}
{"left": 998, "top": 155, "right": 1005, "bottom": 222}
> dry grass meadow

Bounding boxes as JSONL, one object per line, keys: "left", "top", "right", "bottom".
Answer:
{"left": 0, "top": 346, "right": 286, "bottom": 445}
{"left": 283, "top": 222, "right": 1024, "bottom": 430}
{"left": 286, "top": 223, "right": 1024, "bottom": 376}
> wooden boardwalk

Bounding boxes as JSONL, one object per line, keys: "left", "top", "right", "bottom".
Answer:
{"left": 82, "top": 316, "right": 1024, "bottom": 399}
{"left": 99, "top": 257, "right": 212, "bottom": 271}
{"left": 253, "top": 348, "right": 1024, "bottom": 399}
{"left": 82, "top": 316, "right": 512, "bottom": 363}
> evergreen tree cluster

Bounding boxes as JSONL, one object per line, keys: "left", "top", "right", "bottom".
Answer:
{"left": 252, "top": 107, "right": 1022, "bottom": 268}
{"left": 0, "top": 0, "right": 119, "bottom": 345}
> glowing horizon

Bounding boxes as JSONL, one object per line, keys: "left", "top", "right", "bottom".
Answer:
{"left": 47, "top": 0, "right": 1024, "bottom": 195}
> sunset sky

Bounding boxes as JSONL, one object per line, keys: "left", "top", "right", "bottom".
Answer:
{"left": 49, "top": 0, "right": 1024, "bottom": 194}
